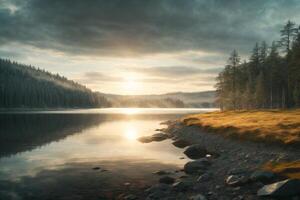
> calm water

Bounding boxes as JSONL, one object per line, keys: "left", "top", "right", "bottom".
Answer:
{"left": 0, "top": 108, "right": 215, "bottom": 200}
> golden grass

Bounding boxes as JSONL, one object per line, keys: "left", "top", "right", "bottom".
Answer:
{"left": 263, "top": 161, "right": 300, "bottom": 179}
{"left": 182, "top": 109, "right": 300, "bottom": 145}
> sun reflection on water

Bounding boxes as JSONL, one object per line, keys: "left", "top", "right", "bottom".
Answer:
{"left": 124, "top": 126, "right": 138, "bottom": 141}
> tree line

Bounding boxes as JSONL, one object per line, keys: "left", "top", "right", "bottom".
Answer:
{"left": 216, "top": 21, "right": 300, "bottom": 110}
{"left": 0, "top": 58, "right": 111, "bottom": 108}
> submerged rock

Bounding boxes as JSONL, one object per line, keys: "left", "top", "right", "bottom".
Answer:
{"left": 257, "top": 179, "right": 300, "bottom": 197}
{"left": 172, "top": 139, "right": 192, "bottom": 148}
{"left": 184, "top": 144, "right": 208, "bottom": 159}
{"left": 159, "top": 176, "right": 175, "bottom": 184}
{"left": 184, "top": 158, "right": 211, "bottom": 174}
{"left": 92, "top": 167, "right": 100, "bottom": 170}
{"left": 137, "top": 136, "right": 153, "bottom": 143}
{"left": 151, "top": 133, "right": 168, "bottom": 141}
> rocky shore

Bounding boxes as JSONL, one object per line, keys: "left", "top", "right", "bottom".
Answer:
{"left": 125, "top": 120, "right": 300, "bottom": 200}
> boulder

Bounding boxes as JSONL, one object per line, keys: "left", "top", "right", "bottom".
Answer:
{"left": 257, "top": 179, "right": 300, "bottom": 197}
{"left": 184, "top": 158, "right": 211, "bottom": 174}
{"left": 172, "top": 181, "right": 193, "bottom": 192}
{"left": 159, "top": 176, "right": 175, "bottom": 184}
{"left": 225, "top": 175, "right": 248, "bottom": 186}
{"left": 250, "top": 170, "right": 275, "bottom": 183}
{"left": 184, "top": 144, "right": 208, "bottom": 159}
{"left": 137, "top": 136, "right": 152, "bottom": 143}
{"left": 151, "top": 133, "right": 168, "bottom": 141}
{"left": 172, "top": 139, "right": 192, "bottom": 148}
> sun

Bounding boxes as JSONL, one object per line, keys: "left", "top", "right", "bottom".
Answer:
{"left": 122, "top": 74, "right": 141, "bottom": 94}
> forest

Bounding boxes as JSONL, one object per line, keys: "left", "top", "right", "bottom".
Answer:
{"left": 216, "top": 21, "right": 300, "bottom": 110}
{"left": 0, "top": 59, "right": 111, "bottom": 108}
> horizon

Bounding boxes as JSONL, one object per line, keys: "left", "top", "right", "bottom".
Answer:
{"left": 1, "top": 0, "right": 300, "bottom": 95}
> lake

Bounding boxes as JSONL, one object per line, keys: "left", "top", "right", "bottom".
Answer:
{"left": 0, "top": 108, "right": 215, "bottom": 200}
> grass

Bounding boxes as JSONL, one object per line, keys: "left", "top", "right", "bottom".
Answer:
{"left": 263, "top": 161, "right": 300, "bottom": 179}
{"left": 182, "top": 109, "right": 300, "bottom": 145}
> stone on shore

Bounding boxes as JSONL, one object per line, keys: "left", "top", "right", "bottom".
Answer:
{"left": 151, "top": 133, "right": 168, "bottom": 141}
{"left": 153, "top": 170, "right": 169, "bottom": 175}
{"left": 172, "top": 139, "right": 192, "bottom": 148}
{"left": 257, "top": 179, "right": 300, "bottom": 197}
{"left": 184, "top": 144, "right": 208, "bottom": 159}
{"left": 225, "top": 175, "right": 248, "bottom": 186}
{"left": 159, "top": 176, "right": 175, "bottom": 184}
{"left": 184, "top": 158, "right": 211, "bottom": 174}
{"left": 172, "top": 180, "right": 194, "bottom": 192}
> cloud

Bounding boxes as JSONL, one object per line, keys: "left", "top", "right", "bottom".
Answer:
{"left": 127, "top": 66, "right": 222, "bottom": 78}
{"left": 1, "top": 0, "right": 300, "bottom": 56}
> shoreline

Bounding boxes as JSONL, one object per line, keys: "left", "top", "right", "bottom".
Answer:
{"left": 132, "top": 118, "right": 300, "bottom": 200}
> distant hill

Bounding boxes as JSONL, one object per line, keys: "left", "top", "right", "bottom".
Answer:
{"left": 0, "top": 58, "right": 110, "bottom": 108}
{"left": 102, "top": 91, "right": 216, "bottom": 108}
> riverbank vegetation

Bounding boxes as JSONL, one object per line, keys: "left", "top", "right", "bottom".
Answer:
{"left": 216, "top": 21, "right": 300, "bottom": 110}
{"left": 182, "top": 109, "right": 300, "bottom": 145}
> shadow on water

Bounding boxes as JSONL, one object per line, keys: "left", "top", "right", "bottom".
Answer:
{"left": 0, "top": 114, "right": 108, "bottom": 158}
{"left": 0, "top": 159, "right": 183, "bottom": 200}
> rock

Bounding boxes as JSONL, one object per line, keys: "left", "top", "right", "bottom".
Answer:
{"left": 92, "top": 167, "right": 100, "bottom": 170}
{"left": 197, "top": 172, "right": 212, "bottom": 182}
{"left": 151, "top": 133, "right": 168, "bottom": 141}
{"left": 257, "top": 179, "right": 300, "bottom": 197}
{"left": 189, "top": 194, "right": 207, "bottom": 200}
{"left": 145, "top": 183, "right": 171, "bottom": 194}
{"left": 137, "top": 136, "right": 153, "bottom": 143}
{"left": 225, "top": 175, "right": 248, "bottom": 186}
{"left": 184, "top": 144, "right": 208, "bottom": 159}
{"left": 159, "top": 176, "right": 175, "bottom": 184}
{"left": 184, "top": 158, "right": 211, "bottom": 174}
{"left": 228, "top": 168, "right": 248, "bottom": 175}
{"left": 145, "top": 183, "right": 171, "bottom": 199}
{"left": 172, "top": 181, "right": 193, "bottom": 192}
{"left": 172, "top": 139, "right": 191, "bottom": 148}
{"left": 153, "top": 170, "right": 169, "bottom": 175}
{"left": 250, "top": 170, "right": 275, "bottom": 183}
{"left": 123, "top": 194, "right": 138, "bottom": 200}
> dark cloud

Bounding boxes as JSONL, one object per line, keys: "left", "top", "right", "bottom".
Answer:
{"left": 0, "top": 0, "right": 300, "bottom": 56}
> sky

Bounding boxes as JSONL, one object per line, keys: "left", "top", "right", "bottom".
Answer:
{"left": 1, "top": 0, "right": 300, "bottom": 95}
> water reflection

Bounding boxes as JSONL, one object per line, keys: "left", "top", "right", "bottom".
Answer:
{"left": 0, "top": 108, "right": 210, "bottom": 199}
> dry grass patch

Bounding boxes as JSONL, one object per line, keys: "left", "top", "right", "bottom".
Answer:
{"left": 263, "top": 161, "right": 300, "bottom": 179}
{"left": 182, "top": 109, "right": 300, "bottom": 145}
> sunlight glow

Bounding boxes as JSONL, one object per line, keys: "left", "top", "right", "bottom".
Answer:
{"left": 122, "top": 108, "right": 140, "bottom": 115}
{"left": 122, "top": 74, "right": 141, "bottom": 94}
{"left": 124, "top": 127, "right": 138, "bottom": 141}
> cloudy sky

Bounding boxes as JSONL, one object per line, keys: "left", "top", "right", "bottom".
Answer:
{"left": 1, "top": 0, "right": 300, "bottom": 95}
